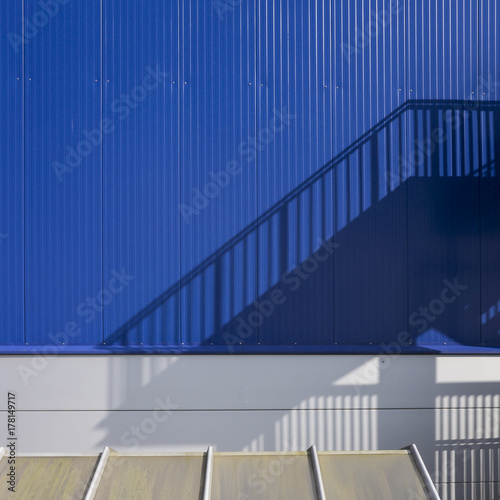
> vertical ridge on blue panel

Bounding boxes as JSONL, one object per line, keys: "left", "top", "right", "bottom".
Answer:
{"left": 333, "top": 0, "right": 408, "bottom": 346}
{"left": 180, "top": 1, "right": 257, "bottom": 348}
{"left": 25, "top": 0, "right": 102, "bottom": 345}
{"left": 103, "top": 0, "right": 180, "bottom": 347}
{"left": 479, "top": 0, "right": 500, "bottom": 346}
{"left": 0, "top": 2, "right": 24, "bottom": 345}
{"left": 257, "top": 0, "right": 333, "bottom": 346}
{"left": 100, "top": 0, "right": 104, "bottom": 344}
{"left": 407, "top": 0, "right": 481, "bottom": 346}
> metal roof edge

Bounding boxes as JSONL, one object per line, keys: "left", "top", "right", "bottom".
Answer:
{"left": 406, "top": 444, "right": 441, "bottom": 500}
{"left": 84, "top": 446, "right": 112, "bottom": 500}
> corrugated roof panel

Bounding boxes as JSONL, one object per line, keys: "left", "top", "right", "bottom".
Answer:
{"left": 0, "top": 456, "right": 98, "bottom": 499}
{"left": 0, "top": 446, "right": 439, "bottom": 499}
{"left": 93, "top": 455, "right": 205, "bottom": 500}
{"left": 211, "top": 452, "right": 318, "bottom": 499}
{"left": 319, "top": 450, "right": 431, "bottom": 499}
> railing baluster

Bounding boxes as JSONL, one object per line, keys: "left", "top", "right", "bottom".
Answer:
{"left": 359, "top": 142, "right": 364, "bottom": 213}
{"left": 396, "top": 114, "right": 403, "bottom": 184}
{"left": 494, "top": 110, "right": 500, "bottom": 176}
{"left": 370, "top": 134, "right": 378, "bottom": 206}
{"left": 346, "top": 155, "right": 351, "bottom": 222}
{"left": 279, "top": 206, "right": 288, "bottom": 278}
{"left": 309, "top": 185, "right": 314, "bottom": 256}
{"left": 201, "top": 269, "right": 206, "bottom": 340}
{"left": 213, "top": 256, "right": 222, "bottom": 339}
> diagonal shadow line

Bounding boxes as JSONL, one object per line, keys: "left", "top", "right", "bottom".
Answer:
{"left": 105, "top": 99, "right": 500, "bottom": 345}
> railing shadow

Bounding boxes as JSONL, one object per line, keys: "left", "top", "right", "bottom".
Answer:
{"left": 103, "top": 99, "right": 500, "bottom": 350}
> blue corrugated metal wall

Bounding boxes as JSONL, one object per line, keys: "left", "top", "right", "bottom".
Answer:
{"left": 24, "top": 0, "right": 102, "bottom": 346}
{"left": 0, "top": 1, "right": 23, "bottom": 345}
{"left": 0, "top": 0, "right": 499, "bottom": 353}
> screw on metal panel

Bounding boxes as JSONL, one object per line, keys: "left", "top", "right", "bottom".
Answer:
{"left": 336, "top": 86, "right": 339, "bottom": 89}
{"left": 248, "top": 82, "right": 252, "bottom": 85}
{"left": 17, "top": 77, "right": 19, "bottom": 80}
{"left": 261, "top": 84, "right": 263, "bottom": 87}
{"left": 184, "top": 82, "right": 187, "bottom": 84}
{"left": 172, "top": 81, "right": 175, "bottom": 84}
{"left": 398, "top": 89, "right": 401, "bottom": 91}
{"left": 324, "top": 85, "right": 327, "bottom": 88}
{"left": 472, "top": 92, "right": 475, "bottom": 94}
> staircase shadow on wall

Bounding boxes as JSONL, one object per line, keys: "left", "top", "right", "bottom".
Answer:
{"left": 103, "top": 100, "right": 500, "bottom": 350}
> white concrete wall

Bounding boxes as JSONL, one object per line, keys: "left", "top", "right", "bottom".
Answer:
{"left": 1, "top": 354, "right": 499, "bottom": 499}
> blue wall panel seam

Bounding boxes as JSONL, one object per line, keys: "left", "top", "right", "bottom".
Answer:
{"left": 477, "top": 0, "right": 482, "bottom": 346}
{"left": 255, "top": 0, "right": 260, "bottom": 345}
{"left": 101, "top": 0, "right": 104, "bottom": 344}
{"left": 330, "top": 0, "right": 334, "bottom": 345}
{"left": 405, "top": 0, "right": 410, "bottom": 343}
{"left": 178, "top": 0, "right": 182, "bottom": 345}
{"left": 22, "top": 0, "right": 26, "bottom": 345}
